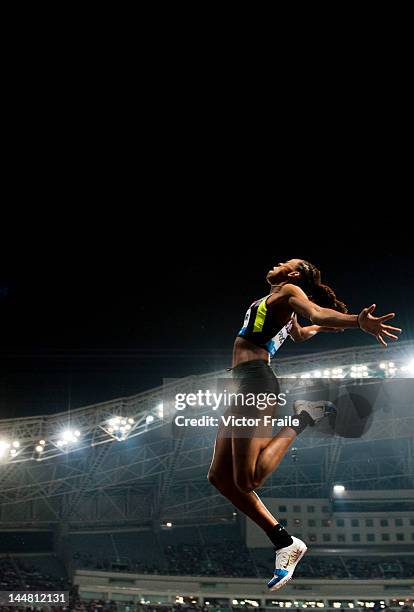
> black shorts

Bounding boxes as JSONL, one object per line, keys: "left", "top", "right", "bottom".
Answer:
{"left": 230, "top": 359, "right": 280, "bottom": 417}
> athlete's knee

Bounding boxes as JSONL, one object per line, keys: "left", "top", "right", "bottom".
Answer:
{"left": 208, "top": 469, "right": 234, "bottom": 493}
{"left": 234, "top": 474, "right": 260, "bottom": 494}
{"left": 207, "top": 469, "right": 224, "bottom": 490}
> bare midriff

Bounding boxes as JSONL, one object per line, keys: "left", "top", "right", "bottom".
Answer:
{"left": 232, "top": 336, "right": 270, "bottom": 368}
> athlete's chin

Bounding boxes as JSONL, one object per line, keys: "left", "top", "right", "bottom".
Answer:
{"left": 266, "top": 271, "right": 276, "bottom": 283}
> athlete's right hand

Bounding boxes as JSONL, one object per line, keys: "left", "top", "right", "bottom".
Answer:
{"left": 358, "top": 304, "right": 402, "bottom": 347}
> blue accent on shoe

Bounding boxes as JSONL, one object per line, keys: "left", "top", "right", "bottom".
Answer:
{"left": 267, "top": 568, "right": 289, "bottom": 588}
{"left": 325, "top": 402, "right": 337, "bottom": 414}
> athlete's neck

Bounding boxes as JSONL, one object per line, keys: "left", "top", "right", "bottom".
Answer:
{"left": 269, "top": 281, "right": 291, "bottom": 294}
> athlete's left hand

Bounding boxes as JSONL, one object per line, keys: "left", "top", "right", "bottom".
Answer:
{"left": 358, "top": 304, "right": 402, "bottom": 347}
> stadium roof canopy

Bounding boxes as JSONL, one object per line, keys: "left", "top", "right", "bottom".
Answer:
{"left": 1, "top": 341, "right": 413, "bottom": 530}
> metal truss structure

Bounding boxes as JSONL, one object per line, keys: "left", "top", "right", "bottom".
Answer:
{"left": 0, "top": 341, "right": 413, "bottom": 530}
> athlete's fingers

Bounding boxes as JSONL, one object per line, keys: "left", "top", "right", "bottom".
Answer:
{"left": 377, "top": 334, "right": 387, "bottom": 348}
{"left": 382, "top": 324, "right": 402, "bottom": 333}
{"left": 367, "top": 304, "right": 376, "bottom": 314}
{"left": 378, "top": 313, "right": 395, "bottom": 322}
{"left": 382, "top": 330, "right": 399, "bottom": 340}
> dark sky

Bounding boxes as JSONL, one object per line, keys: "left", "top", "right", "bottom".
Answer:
{"left": 1, "top": 251, "right": 413, "bottom": 417}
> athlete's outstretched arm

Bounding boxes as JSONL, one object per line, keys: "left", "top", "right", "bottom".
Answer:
{"left": 289, "top": 314, "right": 344, "bottom": 343}
{"left": 285, "top": 284, "right": 402, "bottom": 347}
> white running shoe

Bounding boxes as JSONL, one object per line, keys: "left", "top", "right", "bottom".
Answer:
{"left": 267, "top": 536, "right": 307, "bottom": 591}
{"left": 293, "top": 400, "right": 336, "bottom": 425}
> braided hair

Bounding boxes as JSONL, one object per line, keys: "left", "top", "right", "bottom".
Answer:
{"left": 297, "top": 260, "right": 348, "bottom": 313}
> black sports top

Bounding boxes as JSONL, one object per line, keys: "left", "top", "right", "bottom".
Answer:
{"left": 237, "top": 294, "right": 294, "bottom": 358}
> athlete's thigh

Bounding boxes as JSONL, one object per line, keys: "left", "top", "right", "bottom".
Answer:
{"left": 231, "top": 423, "right": 273, "bottom": 483}
{"left": 209, "top": 421, "right": 235, "bottom": 482}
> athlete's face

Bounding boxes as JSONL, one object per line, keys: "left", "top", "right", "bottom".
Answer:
{"left": 266, "top": 259, "right": 303, "bottom": 284}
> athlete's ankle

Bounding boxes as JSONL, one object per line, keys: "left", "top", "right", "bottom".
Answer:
{"left": 290, "top": 410, "right": 314, "bottom": 435}
{"left": 266, "top": 523, "right": 293, "bottom": 549}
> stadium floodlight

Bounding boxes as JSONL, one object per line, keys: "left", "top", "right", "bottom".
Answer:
{"left": 166, "top": 522, "right": 172, "bottom": 527}
{"left": 401, "top": 359, "right": 414, "bottom": 375}
{"left": 156, "top": 403, "right": 163, "bottom": 418}
{"left": 0, "top": 440, "right": 11, "bottom": 457}
{"left": 333, "top": 484, "right": 345, "bottom": 495}
{"left": 39, "top": 440, "right": 46, "bottom": 446}
{"left": 146, "top": 415, "right": 154, "bottom": 424}
{"left": 56, "top": 429, "right": 81, "bottom": 447}
{"left": 107, "top": 416, "right": 134, "bottom": 435}
{"left": 35, "top": 445, "right": 44, "bottom": 453}
{"left": 12, "top": 440, "right": 20, "bottom": 448}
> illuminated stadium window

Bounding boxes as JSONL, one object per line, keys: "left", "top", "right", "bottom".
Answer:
{"left": 308, "top": 519, "right": 316, "bottom": 527}
{"left": 322, "top": 519, "right": 332, "bottom": 527}
{"left": 337, "top": 534, "right": 346, "bottom": 542}
{"left": 367, "top": 534, "right": 375, "bottom": 542}
{"left": 322, "top": 506, "right": 330, "bottom": 513}
{"left": 307, "top": 505, "right": 315, "bottom": 513}
{"left": 336, "top": 519, "right": 345, "bottom": 527}
{"left": 293, "top": 505, "right": 301, "bottom": 513}
{"left": 279, "top": 505, "right": 287, "bottom": 512}
{"left": 323, "top": 533, "right": 331, "bottom": 542}
{"left": 395, "top": 518, "right": 403, "bottom": 526}
{"left": 351, "top": 519, "right": 359, "bottom": 527}
{"left": 380, "top": 519, "right": 389, "bottom": 527}
{"left": 382, "top": 533, "right": 390, "bottom": 541}
{"left": 396, "top": 533, "right": 405, "bottom": 541}
{"left": 294, "top": 519, "right": 301, "bottom": 526}
{"left": 352, "top": 534, "right": 361, "bottom": 542}
{"left": 365, "top": 519, "right": 373, "bottom": 527}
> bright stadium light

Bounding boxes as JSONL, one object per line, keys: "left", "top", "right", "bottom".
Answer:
{"left": 156, "top": 403, "right": 163, "bottom": 418}
{"left": 56, "top": 429, "right": 81, "bottom": 447}
{"left": 146, "top": 415, "right": 154, "bottom": 424}
{"left": 0, "top": 441, "right": 11, "bottom": 457}
{"left": 107, "top": 416, "right": 134, "bottom": 435}
{"left": 404, "top": 359, "right": 414, "bottom": 375}
{"left": 35, "top": 445, "right": 44, "bottom": 453}
{"left": 12, "top": 440, "right": 20, "bottom": 448}
{"left": 333, "top": 484, "right": 345, "bottom": 495}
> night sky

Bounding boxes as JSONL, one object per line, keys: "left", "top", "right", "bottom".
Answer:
{"left": 1, "top": 251, "right": 413, "bottom": 418}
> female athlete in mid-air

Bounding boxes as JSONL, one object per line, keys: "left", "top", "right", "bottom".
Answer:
{"left": 208, "top": 259, "right": 401, "bottom": 591}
